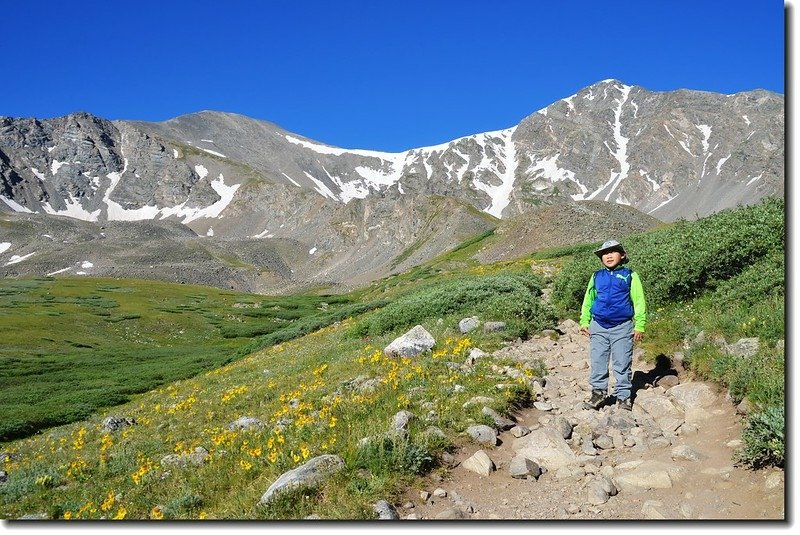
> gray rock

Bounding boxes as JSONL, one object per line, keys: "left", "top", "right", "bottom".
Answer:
{"left": 392, "top": 410, "right": 415, "bottom": 431}
{"left": 259, "top": 454, "right": 345, "bottom": 504}
{"left": 466, "top": 425, "right": 498, "bottom": 446}
{"left": 510, "top": 425, "right": 531, "bottom": 438}
{"left": 765, "top": 471, "right": 784, "bottom": 490}
{"left": 726, "top": 337, "right": 760, "bottom": 358}
{"left": 671, "top": 445, "right": 707, "bottom": 462}
{"left": 483, "top": 321, "right": 506, "bottom": 332}
{"left": 668, "top": 382, "right": 718, "bottom": 410}
{"left": 101, "top": 416, "right": 137, "bottom": 433}
{"left": 435, "top": 508, "right": 468, "bottom": 519}
{"left": 512, "top": 426, "right": 578, "bottom": 471}
{"left": 587, "top": 481, "right": 610, "bottom": 505}
{"left": 464, "top": 347, "right": 489, "bottom": 365}
{"left": 554, "top": 416, "right": 573, "bottom": 439}
{"left": 509, "top": 455, "right": 541, "bottom": 479}
{"left": 642, "top": 500, "right": 668, "bottom": 519}
{"left": 459, "top": 317, "right": 480, "bottom": 333}
{"left": 373, "top": 500, "right": 399, "bottom": 519}
{"left": 433, "top": 488, "right": 448, "bottom": 498}
{"left": 593, "top": 435, "right": 614, "bottom": 450}
{"left": 160, "top": 446, "right": 209, "bottom": 468}
{"left": 226, "top": 416, "right": 265, "bottom": 431}
{"left": 462, "top": 450, "right": 495, "bottom": 476}
{"left": 481, "top": 406, "right": 515, "bottom": 430}
{"left": 656, "top": 375, "right": 680, "bottom": 388}
{"left": 384, "top": 325, "right": 435, "bottom": 357}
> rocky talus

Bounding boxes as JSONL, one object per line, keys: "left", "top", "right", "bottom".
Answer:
{"left": 401, "top": 320, "right": 785, "bottom": 520}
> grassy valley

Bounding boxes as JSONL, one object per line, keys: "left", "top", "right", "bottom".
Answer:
{"left": 0, "top": 197, "right": 785, "bottom": 519}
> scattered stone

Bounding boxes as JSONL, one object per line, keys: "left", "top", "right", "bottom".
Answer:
{"left": 642, "top": 500, "right": 667, "bottom": 519}
{"left": 433, "top": 488, "right": 448, "bottom": 498}
{"left": 512, "top": 427, "right": 578, "bottom": 471}
{"left": 567, "top": 504, "right": 582, "bottom": 514}
{"left": 510, "top": 425, "right": 531, "bottom": 438}
{"left": 463, "top": 396, "right": 495, "bottom": 409}
{"left": 533, "top": 401, "right": 553, "bottom": 411}
{"left": 465, "top": 348, "right": 488, "bottom": 365}
{"left": 435, "top": 508, "right": 467, "bottom": 519}
{"left": 466, "top": 425, "right": 498, "bottom": 446}
{"left": 226, "top": 416, "right": 265, "bottom": 432}
{"left": 259, "top": 454, "right": 345, "bottom": 505}
{"left": 101, "top": 416, "right": 136, "bottom": 433}
{"left": 462, "top": 450, "right": 495, "bottom": 476}
{"left": 483, "top": 321, "right": 506, "bottom": 332}
{"left": 509, "top": 455, "right": 541, "bottom": 479}
{"left": 655, "top": 375, "right": 680, "bottom": 389}
{"left": 726, "top": 337, "right": 760, "bottom": 358}
{"left": 554, "top": 464, "right": 586, "bottom": 481}
{"left": 482, "top": 407, "right": 515, "bottom": 430}
{"left": 587, "top": 480, "right": 611, "bottom": 505}
{"left": 383, "top": 325, "right": 435, "bottom": 357}
{"left": 765, "top": 471, "right": 784, "bottom": 491}
{"left": 671, "top": 445, "right": 707, "bottom": 462}
{"left": 593, "top": 435, "right": 614, "bottom": 450}
{"left": 160, "top": 447, "right": 209, "bottom": 468}
{"left": 614, "top": 460, "right": 685, "bottom": 491}
{"left": 668, "top": 383, "right": 718, "bottom": 410}
{"left": 402, "top": 501, "right": 415, "bottom": 509}
{"left": 725, "top": 439, "right": 743, "bottom": 448}
{"left": 0, "top": 471, "right": 7, "bottom": 484}
{"left": 459, "top": 317, "right": 480, "bottom": 334}
{"left": 420, "top": 491, "right": 431, "bottom": 501}
{"left": 373, "top": 500, "right": 399, "bottom": 519}
{"left": 422, "top": 426, "right": 446, "bottom": 442}
{"left": 736, "top": 398, "right": 755, "bottom": 415}
{"left": 392, "top": 410, "right": 415, "bottom": 431}
{"left": 405, "top": 514, "right": 419, "bottom": 520}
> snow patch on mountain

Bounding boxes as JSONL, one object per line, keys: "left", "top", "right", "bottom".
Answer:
{"left": 0, "top": 242, "right": 10, "bottom": 254}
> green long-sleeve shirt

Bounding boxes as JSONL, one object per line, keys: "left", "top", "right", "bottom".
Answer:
{"left": 579, "top": 269, "right": 647, "bottom": 332}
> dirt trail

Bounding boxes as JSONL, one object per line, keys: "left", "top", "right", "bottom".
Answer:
{"left": 403, "top": 324, "right": 785, "bottom": 520}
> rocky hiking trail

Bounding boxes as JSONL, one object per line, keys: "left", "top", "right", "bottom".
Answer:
{"left": 398, "top": 320, "right": 785, "bottom": 521}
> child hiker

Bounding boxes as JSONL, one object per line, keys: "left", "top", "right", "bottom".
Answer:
{"left": 579, "top": 240, "right": 646, "bottom": 410}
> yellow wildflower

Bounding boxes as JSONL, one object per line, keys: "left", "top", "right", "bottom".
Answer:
{"left": 113, "top": 505, "right": 127, "bottom": 520}
{"left": 100, "top": 490, "right": 116, "bottom": 512}
{"left": 150, "top": 506, "right": 164, "bottom": 520}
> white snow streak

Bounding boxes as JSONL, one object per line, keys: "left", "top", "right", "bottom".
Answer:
{"left": 51, "top": 160, "right": 66, "bottom": 175}
{"left": 199, "top": 148, "right": 226, "bottom": 158}
{"left": 173, "top": 149, "right": 180, "bottom": 158}
{"left": 746, "top": 173, "right": 763, "bottom": 186}
{"left": 31, "top": 168, "right": 47, "bottom": 181}
{"left": 47, "top": 266, "right": 73, "bottom": 276}
{"left": 42, "top": 195, "right": 101, "bottom": 222}
{"left": 281, "top": 173, "right": 301, "bottom": 187}
{"left": 206, "top": 227, "right": 214, "bottom": 237}
{"left": 1, "top": 196, "right": 34, "bottom": 213}
{"left": 589, "top": 84, "right": 632, "bottom": 201}
{"left": 743, "top": 115, "right": 751, "bottom": 126}
{"left": 648, "top": 195, "right": 677, "bottom": 214}
{"left": 160, "top": 174, "right": 241, "bottom": 223}
{"left": 0, "top": 242, "right": 10, "bottom": 254}
{"left": 309, "top": 247, "right": 317, "bottom": 255}
{"left": 639, "top": 169, "right": 660, "bottom": 191}
{"left": 304, "top": 172, "right": 338, "bottom": 201}
{"left": 716, "top": 154, "right": 731, "bottom": 174}
{"left": 470, "top": 128, "right": 517, "bottom": 218}
{"left": 195, "top": 165, "right": 209, "bottom": 179}
{"left": 5, "top": 252, "right": 35, "bottom": 266}
{"left": 201, "top": 139, "right": 214, "bottom": 143}
{"left": 696, "top": 124, "right": 712, "bottom": 153}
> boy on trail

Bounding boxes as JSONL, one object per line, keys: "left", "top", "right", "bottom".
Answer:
{"left": 579, "top": 240, "right": 647, "bottom": 410}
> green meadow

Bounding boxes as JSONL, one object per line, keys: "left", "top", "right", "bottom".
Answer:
{"left": 0, "top": 277, "right": 360, "bottom": 441}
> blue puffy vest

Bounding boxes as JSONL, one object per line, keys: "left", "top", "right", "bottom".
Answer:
{"left": 590, "top": 267, "right": 634, "bottom": 328}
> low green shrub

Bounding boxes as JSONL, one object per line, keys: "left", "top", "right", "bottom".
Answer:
{"left": 736, "top": 406, "right": 785, "bottom": 468}
{"left": 351, "top": 271, "right": 556, "bottom": 337}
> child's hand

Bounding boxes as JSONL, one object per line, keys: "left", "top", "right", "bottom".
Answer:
{"left": 633, "top": 331, "right": 644, "bottom": 342}
{"left": 580, "top": 327, "right": 589, "bottom": 336}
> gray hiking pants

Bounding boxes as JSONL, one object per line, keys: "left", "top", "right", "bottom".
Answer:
{"left": 588, "top": 318, "right": 633, "bottom": 401}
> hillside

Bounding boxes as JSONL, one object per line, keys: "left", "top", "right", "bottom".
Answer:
{"left": 0, "top": 198, "right": 784, "bottom": 520}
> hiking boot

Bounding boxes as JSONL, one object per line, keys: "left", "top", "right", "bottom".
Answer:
{"left": 617, "top": 398, "right": 633, "bottom": 411}
{"left": 588, "top": 390, "right": 605, "bottom": 408}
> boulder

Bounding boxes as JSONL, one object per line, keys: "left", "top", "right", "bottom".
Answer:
{"left": 383, "top": 325, "right": 435, "bottom": 357}
{"left": 226, "top": 416, "right": 265, "bottom": 431}
{"left": 512, "top": 426, "right": 578, "bottom": 471}
{"left": 459, "top": 317, "right": 480, "bottom": 334}
{"left": 465, "top": 425, "right": 498, "bottom": 446}
{"left": 373, "top": 500, "right": 399, "bottom": 519}
{"left": 462, "top": 450, "right": 495, "bottom": 476}
{"left": 669, "top": 383, "right": 718, "bottom": 410}
{"left": 259, "top": 455, "right": 345, "bottom": 504}
{"left": 101, "top": 416, "right": 136, "bottom": 433}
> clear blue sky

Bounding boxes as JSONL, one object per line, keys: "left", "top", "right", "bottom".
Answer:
{"left": 0, "top": 0, "right": 785, "bottom": 152}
